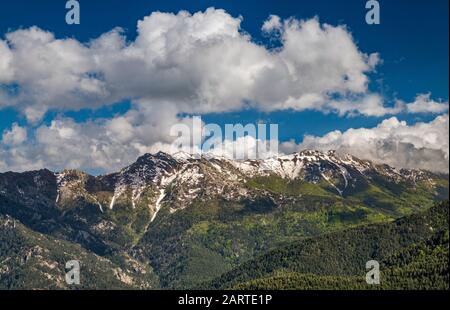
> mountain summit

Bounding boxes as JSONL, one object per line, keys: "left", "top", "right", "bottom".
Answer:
{"left": 0, "top": 150, "right": 448, "bottom": 289}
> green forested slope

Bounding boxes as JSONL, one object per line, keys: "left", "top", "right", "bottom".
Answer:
{"left": 205, "top": 201, "right": 449, "bottom": 290}
{"left": 0, "top": 164, "right": 448, "bottom": 290}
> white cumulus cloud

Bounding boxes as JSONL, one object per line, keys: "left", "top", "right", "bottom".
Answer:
{"left": 397, "top": 93, "right": 449, "bottom": 114}
{"left": 0, "top": 8, "right": 386, "bottom": 121}
{"left": 286, "top": 114, "right": 449, "bottom": 172}
{"left": 262, "top": 15, "right": 282, "bottom": 32}
{"left": 2, "top": 123, "right": 27, "bottom": 146}
{"left": 0, "top": 8, "right": 448, "bottom": 174}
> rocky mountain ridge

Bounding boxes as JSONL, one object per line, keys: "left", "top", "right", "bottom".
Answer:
{"left": 1, "top": 150, "right": 448, "bottom": 289}
{"left": 51, "top": 150, "right": 445, "bottom": 220}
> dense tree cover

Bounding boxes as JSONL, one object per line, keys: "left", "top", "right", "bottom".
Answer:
{"left": 230, "top": 230, "right": 449, "bottom": 290}
{"left": 204, "top": 201, "right": 449, "bottom": 290}
{"left": 135, "top": 173, "right": 449, "bottom": 289}
{"left": 0, "top": 167, "right": 448, "bottom": 290}
{"left": 135, "top": 194, "right": 395, "bottom": 289}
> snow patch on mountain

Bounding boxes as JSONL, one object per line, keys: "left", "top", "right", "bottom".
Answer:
{"left": 151, "top": 188, "right": 166, "bottom": 222}
{"left": 52, "top": 150, "right": 443, "bottom": 222}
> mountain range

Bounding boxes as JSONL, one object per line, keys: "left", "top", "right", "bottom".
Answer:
{"left": 0, "top": 150, "right": 448, "bottom": 289}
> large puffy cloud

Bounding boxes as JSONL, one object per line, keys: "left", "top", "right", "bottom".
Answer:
{"left": 1, "top": 27, "right": 109, "bottom": 121}
{"left": 0, "top": 101, "right": 203, "bottom": 172}
{"left": 0, "top": 8, "right": 385, "bottom": 120}
{"left": 0, "top": 104, "right": 275, "bottom": 172}
{"left": 1, "top": 110, "right": 448, "bottom": 173}
{"left": 288, "top": 114, "right": 449, "bottom": 172}
{"left": 0, "top": 8, "right": 448, "bottom": 174}
{"left": 3, "top": 8, "right": 446, "bottom": 120}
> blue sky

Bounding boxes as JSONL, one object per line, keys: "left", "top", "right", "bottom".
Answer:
{"left": 0, "top": 0, "right": 448, "bottom": 173}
